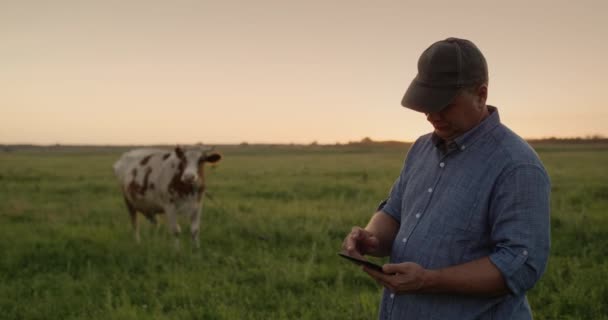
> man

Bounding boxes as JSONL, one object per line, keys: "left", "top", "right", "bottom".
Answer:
{"left": 341, "top": 38, "right": 551, "bottom": 319}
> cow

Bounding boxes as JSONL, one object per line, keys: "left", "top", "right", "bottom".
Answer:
{"left": 112, "top": 146, "right": 222, "bottom": 248}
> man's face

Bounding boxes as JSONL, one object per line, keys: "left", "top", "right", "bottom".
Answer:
{"left": 426, "top": 85, "right": 488, "bottom": 141}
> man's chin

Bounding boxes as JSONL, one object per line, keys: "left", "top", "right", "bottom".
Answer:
{"left": 434, "top": 128, "right": 450, "bottom": 137}
{"left": 434, "top": 128, "right": 460, "bottom": 141}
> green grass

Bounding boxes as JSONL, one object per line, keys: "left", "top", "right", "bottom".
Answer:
{"left": 0, "top": 144, "right": 607, "bottom": 319}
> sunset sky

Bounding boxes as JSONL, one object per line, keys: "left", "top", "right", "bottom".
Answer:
{"left": 2, "top": 0, "right": 607, "bottom": 145}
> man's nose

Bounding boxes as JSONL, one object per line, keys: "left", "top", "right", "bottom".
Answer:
{"left": 426, "top": 112, "right": 441, "bottom": 121}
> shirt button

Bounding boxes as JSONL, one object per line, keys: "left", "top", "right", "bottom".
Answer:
{"left": 390, "top": 293, "right": 395, "bottom": 299}
{"left": 415, "top": 213, "right": 421, "bottom": 219}
{"left": 461, "top": 145, "right": 466, "bottom": 150}
{"left": 439, "top": 162, "right": 445, "bottom": 168}
{"left": 523, "top": 250, "right": 528, "bottom": 256}
{"left": 402, "top": 237, "right": 407, "bottom": 243}
{"left": 428, "top": 188, "right": 433, "bottom": 193}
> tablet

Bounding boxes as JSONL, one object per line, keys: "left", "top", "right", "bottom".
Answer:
{"left": 338, "top": 253, "right": 384, "bottom": 273}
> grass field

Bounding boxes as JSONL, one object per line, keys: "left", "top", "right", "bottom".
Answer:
{"left": 1, "top": 143, "right": 607, "bottom": 319}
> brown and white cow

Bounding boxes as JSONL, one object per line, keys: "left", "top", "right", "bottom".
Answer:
{"left": 113, "top": 146, "right": 221, "bottom": 248}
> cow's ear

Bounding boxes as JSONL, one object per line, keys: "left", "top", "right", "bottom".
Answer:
{"left": 175, "top": 146, "right": 185, "bottom": 159}
{"left": 204, "top": 152, "right": 222, "bottom": 163}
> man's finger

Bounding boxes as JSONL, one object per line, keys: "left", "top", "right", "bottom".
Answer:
{"left": 347, "top": 249, "right": 364, "bottom": 260}
{"left": 382, "top": 263, "right": 403, "bottom": 275}
{"left": 342, "top": 242, "right": 363, "bottom": 259}
{"left": 343, "top": 230, "right": 357, "bottom": 248}
{"left": 362, "top": 266, "right": 401, "bottom": 292}
{"left": 343, "top": 227, "right": 368, "bottom": 258}
{"left": 350, "top": 226, "right": 363, "bottom": 237}
{"left": 362, "top": 265, "right": 392, "bottom": 278}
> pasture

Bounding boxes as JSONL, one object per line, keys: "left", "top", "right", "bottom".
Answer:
{"left": 0, "top": 143, "right": 607, "bottom": 319}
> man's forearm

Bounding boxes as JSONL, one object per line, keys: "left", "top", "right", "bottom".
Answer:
{"left": 364, "top": 211, "right": 399, "bottom": 257}
{"left": 421, "top": 257, "right": 509, "bottom": 296}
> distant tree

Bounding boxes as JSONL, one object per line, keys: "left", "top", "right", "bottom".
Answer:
{"left": 361, "top": 137, "right": 373, "bottom": 144}
{"left": 586, "top": 134, "right": 605, "bottom": 140}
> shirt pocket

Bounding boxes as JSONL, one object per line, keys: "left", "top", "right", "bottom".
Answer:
{"left": 434, "top": 175, "right": 480, "bottom": 234}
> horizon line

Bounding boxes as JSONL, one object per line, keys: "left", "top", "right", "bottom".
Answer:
{"left": 2, "top": 135, "right": 607, "bottom": 148}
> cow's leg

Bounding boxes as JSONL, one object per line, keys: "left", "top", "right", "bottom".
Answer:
{"left": 143, "top": 211, "right": 158, "bottom": 226}
{"left": 151, "top": 213, "right": 161, "bottom": 232}
{"left": 123, "top": 195, "right": 140, "bottom": 243}
{"left": 149, "top": 212, "right": 162, "bottom": 232}
{"left": 190, "top": 203, "right": 202, "bottom": 249}
{"left": 165, "top": 206, "right": 181, "bottom": 250}
{"left": 140, "top": 211, "right": 160, "bottom": 239}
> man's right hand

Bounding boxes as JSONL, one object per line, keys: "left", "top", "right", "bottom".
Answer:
{"left": 341, "top": 227, "right": 380, "bottom": 259}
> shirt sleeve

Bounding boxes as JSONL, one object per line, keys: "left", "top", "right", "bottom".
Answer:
{"left": 376, "top": 198, "right": 389, "bottom": 212}
{"left": 377, "top": 139, "right": 422, "bottom": 223}
{"left": 488, "top": 164, "right": 551, "bottom": 296}
{"left": 379, "top": 175, "right": 404, "bottom": 223}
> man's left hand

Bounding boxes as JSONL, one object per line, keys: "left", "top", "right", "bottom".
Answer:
{"left": 362, "top": 262, "right": 432, "bottom": 294}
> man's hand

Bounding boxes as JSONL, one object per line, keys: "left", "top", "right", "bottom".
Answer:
{"left": 341, "top": 227, "right": 380, "bottom": 259}
{"left": 362, "top": 257, "right": 509, "bottom": 296}
{"left": 362, "top": 262, "right": 431, "bottom": 294}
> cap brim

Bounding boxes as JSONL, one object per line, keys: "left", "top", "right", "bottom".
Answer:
{"left": 401, "top": 79, "right": 460, "bottom": 113}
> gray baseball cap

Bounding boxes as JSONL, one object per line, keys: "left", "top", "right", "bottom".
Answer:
{"left": 401, "top": 37, "right": 488, "bottom": 113}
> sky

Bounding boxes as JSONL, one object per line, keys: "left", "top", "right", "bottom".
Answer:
{"left": 1, "top": 0, "right": 607, "bottom": 145}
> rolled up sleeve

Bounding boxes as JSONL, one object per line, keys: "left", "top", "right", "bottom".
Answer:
{"left": 379, "top": 175, "right": 404, "bottom": 222}
{"left": 488, "top": 164, "right": 551, "bottom": 296}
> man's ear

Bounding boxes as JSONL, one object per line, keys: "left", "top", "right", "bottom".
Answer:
{"left": 477, "top": 84, "right": 488, "bottom": 106}
{"left": 175, "top": 146, "right": 185, "bottom": 159}
{"left": 204, "top": 152, "right": 222, "bottom": 163}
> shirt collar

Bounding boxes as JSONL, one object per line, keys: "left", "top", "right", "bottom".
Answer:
{"left": 432, "top": 105, "right": 501, "bottom": 152}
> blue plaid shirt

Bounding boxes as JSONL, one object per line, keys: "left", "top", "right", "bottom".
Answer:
{"left": 378, "top": 106, "right": 551, "bottom": 319}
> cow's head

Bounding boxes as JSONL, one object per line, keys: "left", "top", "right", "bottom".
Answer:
{"left": 174, "top": 146, "right": 222, "bottom": 185}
